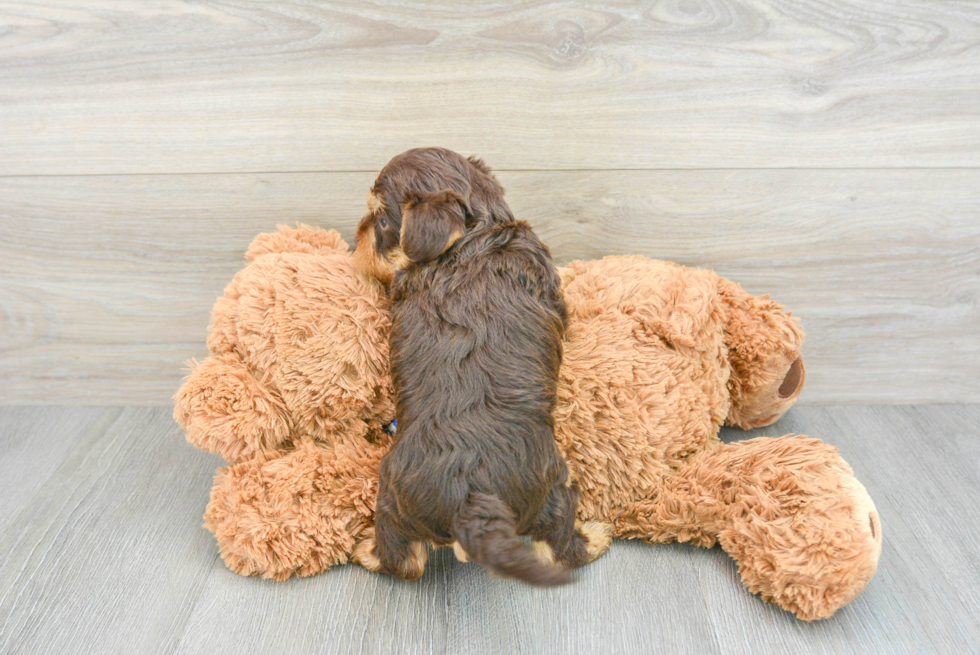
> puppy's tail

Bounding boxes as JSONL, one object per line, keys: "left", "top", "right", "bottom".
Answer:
{"left": 453, "top": 491, "right": 572, "bottom": 587}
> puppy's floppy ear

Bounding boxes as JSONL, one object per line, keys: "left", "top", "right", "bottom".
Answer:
{"left": 400, "top": 190, "right": 469, "bottom": 263}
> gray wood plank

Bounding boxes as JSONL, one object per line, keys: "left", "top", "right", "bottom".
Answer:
{"left": 2, "top": 169, "right": 976, "bottom": 405}
{"left": 176, "top": 553, "right": 449, "bottom": 655}
{"left": 445, "top": 540, "right": 720, "bottom": 655}
{"left": 0, "top": 407, "right": 106, "bottom": 533}
{"left": 0, "top": 408, "right": 222, "bottom": 655}
{"left": 0, "top": 1, "right": 978, "bottom": 174}
{"left": 177, "top": 530, "right": 721, "bottom": 655}
{"left": 0, "top": 405, "right": 978, "bottom": 654}
{"left": 174, "top": 405, "right": 980, "bottom": 654}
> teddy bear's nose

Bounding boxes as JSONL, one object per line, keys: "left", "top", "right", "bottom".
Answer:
{"left": 778, "top": 357, "right": 805, "bottom": 399}
{"left": 869, "top": 511, "right": 881, "bottom": 542}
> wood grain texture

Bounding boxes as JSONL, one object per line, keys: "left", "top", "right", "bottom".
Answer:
{"left": 0, "top": 0, "right": 978, "bottom": 174}
{"left": 0, "top": 406, "right": 105, "bottom": 533}
{"left": 0, "top": 407, "right": 222, "bottom": 655}
{"left": 0, "top": 405, "right": 977, "bottom": 654}
{"left": 825, "top": 405, "right": 980, "bottom": 628}
{"left": 1, "top": 169, "right": 976, "bottom": 405}
{"left": 177, "top": 552, "right": 450, "bottom": 655}
{"left": 443, "top": 540, "right": 721, "bottom": 655}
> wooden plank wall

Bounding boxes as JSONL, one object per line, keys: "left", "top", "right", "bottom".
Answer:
{"left": 0, "top": 1, "right": 977, "bottom": 405}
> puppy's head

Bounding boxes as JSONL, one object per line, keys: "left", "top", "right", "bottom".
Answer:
{"left": 353, "top": 147, "right": 511, "bottom": 284}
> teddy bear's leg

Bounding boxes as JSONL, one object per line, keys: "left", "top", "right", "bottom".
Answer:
{"left": 205, "top": 437, "right": 378, "bottom": 581}
{"left": 710, "top": 438, "right": 880, "bottom": 621}
{"left": 617, "top": 436, "right": 881, "bottom": 620}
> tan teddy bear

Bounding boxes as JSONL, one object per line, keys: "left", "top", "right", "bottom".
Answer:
{"left": 175, "top": 224, "right": 881, "bottom": 621}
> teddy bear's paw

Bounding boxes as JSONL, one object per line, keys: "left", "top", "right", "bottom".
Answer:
{"left": 715, "top": 442, "right": 882, "bottom": 621}
{"left": 719, "top": 276, "right": 807, "bottom": 430}
{"left": 727, "top": 356, "right": 806, "bottom": 430}
{"left": 577, "top": 520, "right": 614, "bottom": 562}
{"left": 840, "top": 473, "right": 883, "bottom": 559}
{"left": 175, "top": 354, "right": 291, "bottom": 460}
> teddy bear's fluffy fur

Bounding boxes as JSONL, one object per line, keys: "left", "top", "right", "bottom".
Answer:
{"left": 175, "top": 224, "right": 881, "bottom": 621}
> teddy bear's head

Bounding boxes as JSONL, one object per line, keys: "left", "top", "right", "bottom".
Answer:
{"left": 717, "top": 278, "right": 806, "bottom": 429}
{"left": 175, "top": 226, "right": 395, "bottom": 461}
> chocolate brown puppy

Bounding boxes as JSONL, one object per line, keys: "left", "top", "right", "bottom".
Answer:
{"left": 352, "top": 148, "right": 593, "bottom": 585}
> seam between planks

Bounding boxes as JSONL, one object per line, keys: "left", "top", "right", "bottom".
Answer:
{"left": 0, "top": 166, "right": 979, "bottom": 180}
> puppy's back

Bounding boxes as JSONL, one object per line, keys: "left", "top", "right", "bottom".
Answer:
{"left": 391, "top": 221, "right": 564, "bottom": 434}
{"left": 386, "top": 222, "right": 568, "bottom": 561}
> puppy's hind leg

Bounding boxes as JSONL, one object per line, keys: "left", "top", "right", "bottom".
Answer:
{"left": 357, "top": 487, "right": 428, "bottom": 581}
{"left": 531, "top": 479, "right": 612, "bottom": 569}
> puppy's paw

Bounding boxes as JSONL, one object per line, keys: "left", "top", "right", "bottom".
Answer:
{"left": 352, "top": 535, "right": 383, "bottom": 572}
{"left": 577, "top": 520, "right": 613, "bottom": 562}
{"left": 452, "top": 541, "right": 469, "bottom": 563}
{"left": 396, "top": 542, "right": 428, "bottom": 581}
{"left": 532, "top": 540, "right": 557, "bottom": 565}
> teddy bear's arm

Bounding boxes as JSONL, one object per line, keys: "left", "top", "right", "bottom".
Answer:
{"left": 174, "top": 353, "right": 292, "bottom": 461}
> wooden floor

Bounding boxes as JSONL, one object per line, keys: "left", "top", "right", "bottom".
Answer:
{"left": 1, "top": 404, "right": 977, "bottom": 655}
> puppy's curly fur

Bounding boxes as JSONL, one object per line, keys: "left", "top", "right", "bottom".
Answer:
{"left": 353, "top": 148, "right": 593, "bottom": 585}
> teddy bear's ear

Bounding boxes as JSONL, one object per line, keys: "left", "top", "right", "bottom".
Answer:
{"left": 717, "top": 278, "right": 806, "bottom": 429}
{"left": 246, "top": 224, "right": 350, "bottom": 262}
